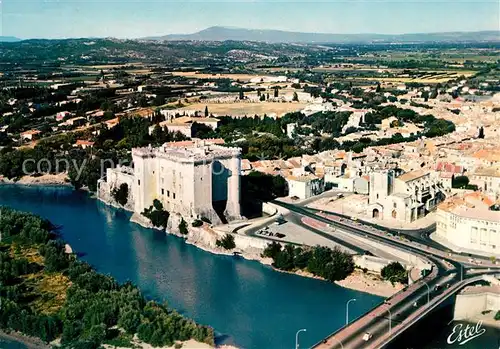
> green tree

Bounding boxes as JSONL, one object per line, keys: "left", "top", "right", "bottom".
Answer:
{"left": 381, "top": 262, "right": 407, "bottom": 284}
{"left": 216, "top": 234, "right": 236, "bottom": 250}
{"left": 179, "top": 218, "right": 188, "bottom": 235}
{"left": 112, "top": 183, "right": 129, "bottom": 207}
{"left": 452, "top": 175, "right": 470, "bottom": 189}
{"left": 204, "top": 106, "right": 209, "bottom": 117}
{"left": 292, "top": 92, "right": 299, "bottom": 102}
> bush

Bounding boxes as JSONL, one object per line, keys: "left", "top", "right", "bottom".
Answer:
{"left": 381, "top": 262, "right": 408, "bottom": 284}
{"left": 200, "top": 217, "right": 212, "bottom": 224}
{"left": 112, "top": 183, "right": 129, "bottom": 206}
{"left": 216, "top": 234, "right": 236, "bottom": 250}
{"left": 265, "top": 243, "right": 355, "bottom": 282}
{"left": 452, "top": 175, "right": 470, "bottom": 189}
{"left": 142, "top": 199, "right": 169, "bottom": 228}
{"left": 192, "top": 220, "right": 203, "bottom": 227}
{"left": 178, "top": 218, "right": 188, "bottom": 235}
{"left": 495, "top": 311, "right": 500, "bottom": 321}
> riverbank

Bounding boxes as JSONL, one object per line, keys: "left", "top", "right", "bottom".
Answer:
{"left": 274, "top": 267, "right": 402, "bottom": 297}
{"left": 335, "top": 270, "right": 405, "bottom": 297}
{"left": 126, "top": 205, "right": 397, "bottom": 298}
{"left": 102, "top": 337, "right": 239, "bottom": 349}
{"left": 0, "top": 173, "right": 70, "bottom": 186}
{"left": 0, "top": 330, "right": 51, "bottom": 349}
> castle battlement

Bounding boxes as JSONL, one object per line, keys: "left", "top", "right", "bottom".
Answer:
{"left": 132, "top": 142, "right": 241, "bottom": 163}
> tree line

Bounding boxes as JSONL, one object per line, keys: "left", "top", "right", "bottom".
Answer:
{"left": 262, "top": 242, "right": 355, "bottom": 282}
{"left": 0, "top": 207, "right": 214, "bottom": 348}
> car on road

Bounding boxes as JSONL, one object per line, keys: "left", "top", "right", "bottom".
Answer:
{"left": 363, "top": 333, "right": 373, "bottom": 341}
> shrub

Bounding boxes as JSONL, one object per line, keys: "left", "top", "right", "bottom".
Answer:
{"left": 495, "top": 311, "right": 500, "bottom": 321}
{"left": 200, "top": 217, "right": 212, "bottom": 224}
{"left": 192, "top": 220, "right": 203, "bottom": 227}
{"left": 142, "top": 199, "right": 169, "bottom": 228}
{"left": 112, "top": 183, "right": 129, "bottom": 206}
{"left": 381, "top": 262, "right": 408, "bottom": 284}
{"left": 178, "top": 218, "right": 188, "bottom": 235}
{"left": 216, "top": 234, "right": 236, "bottom": 250}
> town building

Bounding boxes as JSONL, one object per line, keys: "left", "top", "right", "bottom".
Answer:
{"left": 433, "top": 192, "right": 499, "bottom": 257}
{"left": 470, "top": 166, "right": 500, "bottom": 199}
{"left": 286, "top": 174, "right": 325, "bottom": 200}
{"left": 20, "top": 130, "right": 41, "bottom": 141}
{"left": 74, "top": 140, "right": 95, "bottom": 150}
{"left": 367, "top": 169, "right": 445, "bottom": 222}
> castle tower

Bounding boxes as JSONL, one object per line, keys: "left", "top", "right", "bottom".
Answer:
{"left": 224, "top": 151, "right": 242, "bottom": 221}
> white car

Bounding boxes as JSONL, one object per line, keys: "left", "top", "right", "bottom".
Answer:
{"left": 363, "top": 333, "right": 373, "bottom": 341}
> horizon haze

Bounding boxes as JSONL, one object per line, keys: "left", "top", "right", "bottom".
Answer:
{"left": 2, "top": 0, "right": 499, "bottom": 40}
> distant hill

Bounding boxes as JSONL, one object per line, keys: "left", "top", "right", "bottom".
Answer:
{"left": 0, "top": 36, "right": 22, "bottom": 42}
{"left": 145, "top": 26, "right": 500, "bottom": 44}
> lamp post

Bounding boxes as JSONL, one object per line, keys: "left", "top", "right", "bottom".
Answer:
{"left": 295, "top": 329, "right": 306, "bottom": 349}
{"left": 346, "top": 298, "right": 357, "bottom": 325}
{"left": 385, "top": 305, "right": 392, "bottom": 334}
{"left": 331, "top": 337, "right": 344, "bottom": 349}
{"left": 421, "top": 281, "right": 431, "bottom": 304}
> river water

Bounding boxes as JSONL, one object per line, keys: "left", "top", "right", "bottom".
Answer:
{"left": 0, "top": 185, "right": 383, "bottom": 349}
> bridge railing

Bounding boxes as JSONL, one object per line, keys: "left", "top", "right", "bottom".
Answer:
{"left": 374, "top": 275, "right": 487, "bottom": 348}
{"left": 310, "top": 269, "right": 436, "bottom": 348}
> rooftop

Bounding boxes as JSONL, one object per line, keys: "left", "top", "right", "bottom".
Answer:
{"left": 397, "top": 169, "right": 428, "bottom": 182}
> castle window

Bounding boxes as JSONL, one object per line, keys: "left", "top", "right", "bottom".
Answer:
{"left": 173, "top": 193, "right": 176, "bottom": 199}
{"left": 167, "top": 190, "right": 170, "bottom": 197}
{"left": 138, "top": 180, "right": 140, "bottom": 186}
{"left": 161, "top": 189, "right": 164, "bottom": 195}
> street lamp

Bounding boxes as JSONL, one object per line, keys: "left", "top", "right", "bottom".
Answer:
{"left": 330, "top": 337, "right": 344, "bottom": 349}
{"left": 295, "top": 329, "right": 306, "bottom": 349}
{"left": 421, "top": 281, "right": 431, "bottom": 304}
{"left": 385, "top": 305, "right": 392, "bottom": 334}
{"left": 346, "top": 298, "right": 357, "bottom": 325}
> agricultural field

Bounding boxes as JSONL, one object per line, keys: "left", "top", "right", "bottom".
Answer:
{"left": 350, "top": 70, "right": 477, "bottom": 84}
{"left": 171, "top": 71, "right": 267, "bottom": 82}
{"left": 180, "top": 101, "right": 308, "bottom": 117}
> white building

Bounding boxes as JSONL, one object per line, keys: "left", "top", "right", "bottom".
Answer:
{"left": 433, "top": 192, "right": 499, "bottom": 257}
{"left": 99, "top": 139, "right": 242, "bottom": 225}
{"left": 286, "top": 174, "right": 325, "bottom": 200}
{"left": 367, "top": 169, "right": 444, "bottom": 222}
{"left": 470, "top": 167, "right": 500, "bottom": 199}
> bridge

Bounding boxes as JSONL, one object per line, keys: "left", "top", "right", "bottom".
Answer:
{"left": 312, "top": 273, "right": 498, "bottom": 349}
{"left": 271, "top": 200, "right": 500, "bottom": 349}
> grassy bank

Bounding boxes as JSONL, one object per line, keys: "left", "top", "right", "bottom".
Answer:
{"left": 0, "top": 207, "right": 215, "bottom": 349}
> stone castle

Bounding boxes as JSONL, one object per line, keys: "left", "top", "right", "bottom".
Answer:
{"left": 98, "top": 139, "right": 242, "bottom": 225}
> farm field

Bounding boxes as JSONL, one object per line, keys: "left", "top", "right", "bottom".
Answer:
{"left": 171, "top": 71, "right": 268, "bottom": 81}
{"left": 350, "top": 70, "right": 477, "bottom": 84}
{"left": 180, "top": 101, "right": 308, "bottom": 117}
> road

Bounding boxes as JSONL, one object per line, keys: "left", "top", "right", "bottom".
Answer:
{"left": 270, "top": 200, "right": 500, "bottom": 349}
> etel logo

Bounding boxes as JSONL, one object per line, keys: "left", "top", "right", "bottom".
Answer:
{"left": 447, "top": 321, "right": 486, "bottom": 346}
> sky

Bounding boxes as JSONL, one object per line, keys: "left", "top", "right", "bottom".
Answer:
{"left": 1, "top": 0, "right": 499, "bottom": 39}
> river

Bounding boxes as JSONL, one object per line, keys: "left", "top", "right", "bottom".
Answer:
{"left": 0, "top": 185, "right": 383, "bottom": 349}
